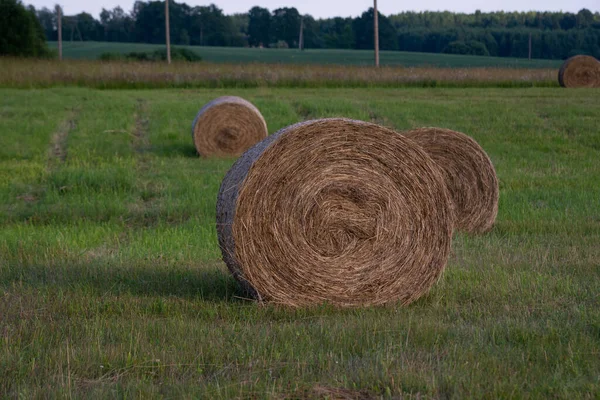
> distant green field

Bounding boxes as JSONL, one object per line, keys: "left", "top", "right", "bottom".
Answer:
{"left": 48, "top": 41, "right": 562, "bottom": 68}
{"left": 1, "top": 87, "right": 599, "bottom": 398}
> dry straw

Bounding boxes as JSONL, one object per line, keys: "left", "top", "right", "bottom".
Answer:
{"left": 217, "top": 118, "right": 454, "bottom": 307}
{"left": 403, "top": 128, "right": 498, "bottom": 234}
{"left": 192, "top": 96, "right": 268, "bottom": 157}
{"left": 558, "top": 55, "right": 600, "bottom": 88}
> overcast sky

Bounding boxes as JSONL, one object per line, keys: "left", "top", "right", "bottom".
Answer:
{"left": 27, "top": 0, "right": 598, "bottom": 19}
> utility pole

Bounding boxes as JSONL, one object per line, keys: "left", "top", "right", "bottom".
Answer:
{"left": 165, "top": 0, "right": 171, "bottom": 64}
{"left": 298, "top": 17, "right": 304, "bottom": 51}
{"left": 528, "top": 32, "right": 532, "bottom": 60}
{"left": 374, "top": 0, "right": 379, "bottom": 67}
{"left": 56, "top": 5, "right": 62, "bottom": 61}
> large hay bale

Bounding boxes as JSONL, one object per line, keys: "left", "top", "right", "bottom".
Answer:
{"left": 558, "top": 55, "right": 600, "bottom": 88}
{"left": 216, "top": 118, "right": 454, "bottom": 307}
{"left": 192, "top": 96, "right": 268, "bottom": 157}
{"left": 403, "top": 128, "right": 498, "bottom": 234}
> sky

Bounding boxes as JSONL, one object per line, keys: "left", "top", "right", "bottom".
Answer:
{"left": 27, "top": 0, "right": 598, "bottom": 19}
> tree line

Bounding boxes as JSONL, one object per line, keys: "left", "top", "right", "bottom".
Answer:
{"left": 1, "top": 0, "right": 49, "bottom": 57}
{"left": 11, "top": 0, "right": 600, "bottom": 59}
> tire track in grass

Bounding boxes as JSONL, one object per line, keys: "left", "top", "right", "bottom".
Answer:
{"left": 80, "top": 99, "right": 147, "bottom": 264}
{"left": 133, "top": 99, "right": 150, "bottom": 158}
{"left": 46, "top": 107, "right": 80, "bottom": 200}
{"left": 127, "top": 98, "right": 165, "bottom": 229}
{"left": 48, "top": 108, "right": 79, "bottom": 168}
{"left": 84, "top": 99, "right": 153, "bottom": 263}
{"left": 2, "top": 107, "right": 81, "bottom": 223}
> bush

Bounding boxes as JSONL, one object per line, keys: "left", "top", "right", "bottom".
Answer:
{"left": 155, "top": 48, "right": 203, "bottom": 62}
{"left": 0, "top": 0, "right": 52, "bottom": 57}
{"left": 98, "top": 47, "right": 202, "bottom": 62}
{"left": 269, "top": 40, "right": 289, "bottom": 49}
{"left": 443, "top": 40, "right": 490, "bottom": 56}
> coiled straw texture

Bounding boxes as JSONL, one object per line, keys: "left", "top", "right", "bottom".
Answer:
{"left": 558, "top": 55, "right": 600, "bottom": 88}
{"left": 192, "top": 96, "right": 268, "bottom": 157}
{"left": 217, "top": 118, "right": 454, "bottom": 307}
{"left": 403, "top": 128, "right": 498, "bottom": 234}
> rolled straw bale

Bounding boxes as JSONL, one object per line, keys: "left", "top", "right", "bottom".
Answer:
{"left": 192, "top": 96, "right": 268, "bottom": 157}
{"left": 403, "top": 128, "right": 498, "bottom": 234}
{"left": 558, "top": 55, "right": 600, "bottom": 88}
{"left": 216, "top": 118, "right": 454, "bottom": 307}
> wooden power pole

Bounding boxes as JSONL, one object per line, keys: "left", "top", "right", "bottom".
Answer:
{"left": 528, "top": 33, "right": 532, "bottom": 60}
{"left": 299, "top": 17, "right": 304, "bottom": 51}
{"left": 165, "top": 0, "right": 171, "bottom": 64}
{"left": 56, "top": 5, "right": 62, "bottom": 61}
{"left": 374, "top": 0, "right": 379, "bottom": 67}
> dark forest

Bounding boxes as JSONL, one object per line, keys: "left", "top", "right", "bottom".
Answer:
{"left": 33, "top": 2, "right": 600, "bottom": 59}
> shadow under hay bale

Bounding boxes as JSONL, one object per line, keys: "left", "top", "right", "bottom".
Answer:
{"left": 192, "top": 96, "right": 268, "bottom": 157}
{"left": 216, "top": 118, "right": 454, "bottom": 307}
{"left": 558, "top": 55, "right": 600, "bottom": 88}
{"left": 403, "top": 127, "right": 499, "bottom": 234}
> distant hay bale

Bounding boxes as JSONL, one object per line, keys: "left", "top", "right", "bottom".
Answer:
{"left": 192, "top": 96, "right": 268, "bottom": 157}
{"left": 216, "top": 118, "right": 454, "bottom": 307}
{"left": 403, "top": 128, "right": 498, "bottom": 234}
{"left": 558, "top": 55, "right": 600, "bottom": 88}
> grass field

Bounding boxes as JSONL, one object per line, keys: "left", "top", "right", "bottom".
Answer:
{"left": 48, "top": 41, "right": 562, "bottom": 69}
{"left": 1, "top": 87, "right": 599, "bottom": 398}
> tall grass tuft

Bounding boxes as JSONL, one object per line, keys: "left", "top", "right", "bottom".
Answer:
{"left": 0, "top": 58, "right": 557, "bottom": 89}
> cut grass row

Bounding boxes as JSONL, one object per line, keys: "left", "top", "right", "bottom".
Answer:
{"left": 0, "top": 58, "right": 558, "bottom": 89}
{"left": 1, "top": 87, "right": 599, "bottom": 398}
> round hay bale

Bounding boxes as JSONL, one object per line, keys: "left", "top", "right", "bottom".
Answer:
{"left": 192, "top": 96, "right": 268, "bottom": 157}
{"left": 403, "top": 128, "right": 498, "bottom": 234}
{"left": 558, "top": 55, "right": 600, "bottom": 88}
{"left": 216, "top": 118, "right": 454, "bottom": 307}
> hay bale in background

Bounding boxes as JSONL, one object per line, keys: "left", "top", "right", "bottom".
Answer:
{"left": 403, "top": 128, "right": 498, "bottom": 234}
{"left": 217, "top": 118, "right": 454, "bottom": 307}
{"left": 558, "top": 55, "right": 600, "bottom": 88}
{"left": 192, "top": 96, "right": 268, "bottom": 157}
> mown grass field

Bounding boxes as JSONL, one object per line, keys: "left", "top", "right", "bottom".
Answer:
{"left": 1, "top": 86, "right": 599, "bottom": 398}
{"left": 48, "top": 41, "right": 562, "bottom": 69}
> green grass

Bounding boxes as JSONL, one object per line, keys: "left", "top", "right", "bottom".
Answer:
{"left": 48, "top": 41, "right": 562, "bottom": 69}
{"left": 1, "top": 87, "right": 599, "bottom": 398}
